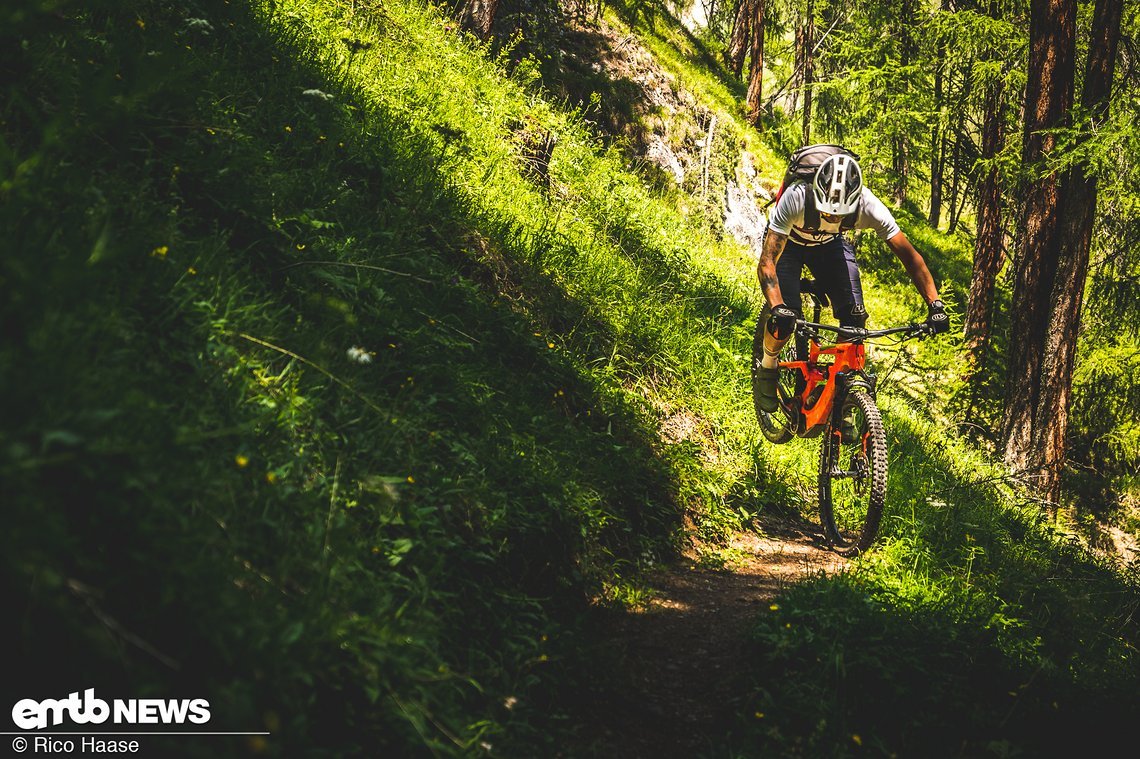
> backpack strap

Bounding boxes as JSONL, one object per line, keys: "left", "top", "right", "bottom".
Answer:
{"left": 803, "top": 184, "right": 821, "bottom": 229}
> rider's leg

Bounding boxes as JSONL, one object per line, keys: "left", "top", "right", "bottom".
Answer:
{"left": 806, "top": 237, "right": 867, "bottom": 328}
{"left": 756, "top": 243, "right": 806, "bottom": 411}
{"left": 760, "top": 241, "right": 806, "bottom": 366}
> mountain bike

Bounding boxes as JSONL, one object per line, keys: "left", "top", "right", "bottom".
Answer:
{"left": 751, "top": 279, "right": 934, "bottom": 556}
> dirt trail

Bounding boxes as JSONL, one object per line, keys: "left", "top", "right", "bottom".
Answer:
{"left": 560, "top": 517, "right": 849, "bottom": 758}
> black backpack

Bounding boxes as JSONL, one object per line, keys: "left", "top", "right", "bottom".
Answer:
{"left": 768, "top": 143, "right": 861, "bottom": 231}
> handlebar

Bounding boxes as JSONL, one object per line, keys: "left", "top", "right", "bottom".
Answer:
{"left": 795, "top": 319, "right": 933, "bottom": 343}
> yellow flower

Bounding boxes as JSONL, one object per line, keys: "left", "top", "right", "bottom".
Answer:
{"left": 852, "top": 735, "right": 862, "bottom": 746}
{"left": 284, "top": 125, "right": 292, "bottom": 133}
{"left": 187, "top": 267, "right": 198, "bottom": 275}
{"left": 150, "top": 245, "right": 168, "bottom": 259}
{"left": 265, "top": 472, "right": 277, "bottom": 484}
{"left": 406, "top": 476, "right": 415, "bottom": 484}
{"left": 769, "top": 603, "right": 779, "bottom": 611}
{"left": 135, "top": 18, "right": 145, "bottom": 30}
{"left": 547, "top": 342, "right": 555, "bottom": 349}
{"left": 754, "top": 712, "right": 765, "bottom": 719}
{"left": 235, "top": 454, "right": 249, "bottom": 468}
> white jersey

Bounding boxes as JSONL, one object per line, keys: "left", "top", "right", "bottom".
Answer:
{"left": 768, "top": 183, "right": 901, "bottom": 246}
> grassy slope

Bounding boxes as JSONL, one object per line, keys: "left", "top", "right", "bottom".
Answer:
{"left": 2, "top": 0, "right": 1138, "bottom": 757}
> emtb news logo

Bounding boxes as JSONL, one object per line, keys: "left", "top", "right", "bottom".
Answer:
{"left": 11, "top": 689, "right": 210, "bottom": 730}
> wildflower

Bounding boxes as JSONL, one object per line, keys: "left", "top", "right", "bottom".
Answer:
{"left": 547, "top": 342, "right": 555, "bottom": 349}
{"left": 150, "top": 245, "right": 168, "bottom": 259}
{"left": 346, "top": 346, "right": 374, "bottom": 364}
{"left": 754, "top": 712, "right": 765, "bottom": 719}
{"left": 284, "top": 125, "right": 292, "bottom": 133}
{"left": 185, "top": 18, "right": 214, "bottom": 34}
{"left": 135, "top": 18, "right": 146, "bottom": 30}
{"left": 503, "top": 696, "right": 518, "bottom": 710}
{"left": 769, "top": 603, "right": 779, "bottom": 611}
{"left": 852, "top": 735, "right": 862, "bottom": 746}
{"left": 187, "top": 267, "right": 198, "bottom": 275}
{"left": 235, "top": 454, "right": 249, "bottom": 468}
{"left": 265, "top": 472, "right": 277, "bottom": 484}
{"left": 301, "top": 88, "right": 334, "bottom": 102}
{"left": 406, "top": 476, "right": 415, "bottom": 484}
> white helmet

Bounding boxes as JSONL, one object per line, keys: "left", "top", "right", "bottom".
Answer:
{"left": 812, "top": 154, "right": 863, "bottom": 215}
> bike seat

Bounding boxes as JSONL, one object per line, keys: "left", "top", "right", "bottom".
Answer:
{"left": 800, "top": 278, "right": 830, "bottom": 307}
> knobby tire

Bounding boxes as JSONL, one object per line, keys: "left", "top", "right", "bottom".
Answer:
{"left": 818, "top": 388, "right": 887, "bottom": 556}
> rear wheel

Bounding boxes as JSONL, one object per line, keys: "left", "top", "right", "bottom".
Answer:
{"left": 818, "top": 388, "right": 887, "bottom": 556}
{"left": 751, "top": 314, "right": 803, "bottom": 444}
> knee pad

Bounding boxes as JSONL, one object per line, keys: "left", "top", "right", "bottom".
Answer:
{"left": 836, "top": 301, "right": 867, "bottom": 329}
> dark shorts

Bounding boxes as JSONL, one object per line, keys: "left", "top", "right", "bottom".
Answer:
{"left": 775, "top": 235, "right": 867, "bottom": 328}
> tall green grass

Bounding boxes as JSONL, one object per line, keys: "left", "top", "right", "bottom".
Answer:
{"left": 0, "top": 0, "right": 779, "bottom": 754}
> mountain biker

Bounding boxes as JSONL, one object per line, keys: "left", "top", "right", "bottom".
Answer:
{"left": 754, "top": 152, "right": 949, "bottom": 412}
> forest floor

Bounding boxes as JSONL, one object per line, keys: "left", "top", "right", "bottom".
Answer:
{"left": 558, "top": 515, "right": 849, "bottom": 758}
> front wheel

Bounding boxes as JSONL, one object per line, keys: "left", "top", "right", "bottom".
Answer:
{"left": 818, "top": 388, "right": 887, "bottom": 556}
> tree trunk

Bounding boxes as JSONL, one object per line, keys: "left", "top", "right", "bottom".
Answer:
{"left": 1001, "top": 0, "right": 1079, "bottom": 493}
{"left": 745, "top": 0, "right": 766, "bottom": 127}
{"left": 892, "top": 0, "right": 915, "bottom": 206}
{"left": 928, "top": 0, "right": 954, "bottom": 226}
{"left": 726, "top": 0, "right": 754, "bottom": 78}
{"left": 800, "top": 0, "right": 815, "bottom": 144}
{"left": 963, "top": 0, "right": 1007, "bottom": 416}
{"left": 893, "top": 136, "right": 909, "bottom": 206}
{"left": 1030, "top": 0, "right": 1123, "bottom": 502}
{"left": 963, "top": 77, "right": 1006, "bottom": 399}
{"left": 928, "top": 64, "right": 944, "bottom": 227}
{"left": 457, "top": 0, "right": 500, "bottom": 39}
{"left": 946, "top": 132, "right": 962, "bottom": 233}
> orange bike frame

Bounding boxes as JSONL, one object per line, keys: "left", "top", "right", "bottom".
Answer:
{"left": 780, "top": 339, "right": 867, "bottom": 432}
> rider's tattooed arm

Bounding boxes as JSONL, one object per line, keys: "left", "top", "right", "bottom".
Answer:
{"left": 885, "top": 231, "right": 941, "bottom": 305}
{"left": 758, "top": 231, "right": 788, "bottom": 308}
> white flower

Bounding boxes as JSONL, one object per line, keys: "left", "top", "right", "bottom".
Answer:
{"left": 346, "top": 346, "right": 374, "bottom": 364}
{"left": 185, "top": 18, "right": 215, "bottom": 34}
{"left": 302, "top": 88, "right": 334, "bottom": 102}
